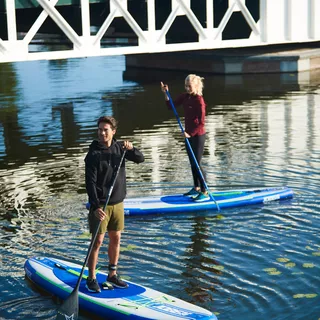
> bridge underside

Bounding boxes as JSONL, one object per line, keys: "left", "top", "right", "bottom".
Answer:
{"left": 0, "top": 0, "right": 319, "bottom": 63}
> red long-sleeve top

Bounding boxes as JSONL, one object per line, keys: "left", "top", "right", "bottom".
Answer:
{"left": 166, "top": 93, "right": 206, "bottom": 136}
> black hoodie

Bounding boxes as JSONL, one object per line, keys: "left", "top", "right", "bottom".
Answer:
{"left": 85, "top": 139, "right": 144, "bottom": 210}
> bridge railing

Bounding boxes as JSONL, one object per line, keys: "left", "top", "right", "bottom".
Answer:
{"left": 0, "top": 0, "right": 319, "bottom": 63}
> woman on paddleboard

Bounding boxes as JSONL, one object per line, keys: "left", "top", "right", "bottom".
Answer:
{"left": 85, "top": 116, "right": 144, "bottom": 293}
{"left": 161, "top": 74, "right": 209, "bottom": 202}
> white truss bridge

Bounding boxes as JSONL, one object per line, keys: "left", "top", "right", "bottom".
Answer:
{"left": 1, "top": 0, "right": 320, "bottom": 63}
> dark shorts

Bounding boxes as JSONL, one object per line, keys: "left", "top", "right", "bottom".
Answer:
{"left": 88, "top": 202, "right": 124, "bottom": 234}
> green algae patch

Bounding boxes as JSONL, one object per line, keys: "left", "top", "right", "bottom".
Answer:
{"left": 277, "top": 257, "right": 290, "bottom": 263}
{"left": 305, "top": 294, "right": 318, "bottom": 298}
{"left": 45, "top": 223, "right": 56, "bottom": 228}
{"left": 212, "top": 265, "right": 224, "bottom": 271}
{"left": 293, "top": 293, "right": 318, "bottom": 299}
{"left": 50, "top": 218, "right": 64, "bottom": 223}
{"left": 263, "top": 268, "right": 277, "bottom": 272}
{"left": 268, "top": 270, "right": 282, "bottom": 275}
{"left": 263, "top": 267, "right": 282, "bottom": 275}
{"left": 285, "top": 262, "right": 296, "bottom": 268}
{"left": 303, "top": 263, "right": 315, "bottom": 268}
{"left": 78, "top": 232, "right": 91, "bottom": 238}
{"left": 69, "top": 217, "right": 80, "bottom": 221}
{"left": 121, "top": 244, "right": 138, "bottom": 252}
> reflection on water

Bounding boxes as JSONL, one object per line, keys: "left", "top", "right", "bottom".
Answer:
{"left": 0, "top": 56, "right": 319, "bottom": 320}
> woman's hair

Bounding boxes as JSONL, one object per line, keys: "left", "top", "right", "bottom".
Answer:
{"left": 185, "top": 74, "right": 205, "bottom": 96}
{"left": 97, "top": 116, "right": 118, "bottom": 130}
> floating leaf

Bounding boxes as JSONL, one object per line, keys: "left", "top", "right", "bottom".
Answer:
{"left": 45, "top": 224, "right": 56, "bottom": 228}
{"left": 216, "top": 214, "right": 224, "bottom": 220}
{"left": 69, "top": 217, "right": 80, "bottom": 221}
{"left": 305, "top": 294, "right": 318, "bottom": 298}
{"left": 51, "top": 218, "right": 64, "bottom": 223}
{"left": 312, "top": 252, "right": 320, "bottom": 256}
{"left": 212, "top": 265, "right": 224, "bottom": 271}
{"left": 121, "top": 244, "right": 138, "bottom": 252}
{"left": 305, "top": 246, "right": 312, "bottom": 250}
{"left": 303, "top": 263, "right": 315, "bottom": 268}
{"left": 285, "top": 262, "right": 296, "bottom": 268}
{"left": 277, "top": 257, "right": 290, "bottom": 263}
{"left": 293, "top": 293, "right": 317, "bottom": 299}
{"left": 268, "top": 269, "right": 281, "bottom": 276}
{"left": 78, "top": 232, "right": 91, "bottom": 238}
{"left": 263, "top": 268, "right": 277, "bottom": 272}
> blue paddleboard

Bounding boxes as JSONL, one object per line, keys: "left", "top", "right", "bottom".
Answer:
{"left": 25, "top": 257, "right": 218, "bottom": 320}
{"left": 123, "top": 186, "right": 293, "bottom": 215}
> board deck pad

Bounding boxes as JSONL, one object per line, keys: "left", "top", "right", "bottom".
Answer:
{"left": 53, "top": 265, "right": 146, "bottom": 298}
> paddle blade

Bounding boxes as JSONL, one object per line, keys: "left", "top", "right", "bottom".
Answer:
{"left": 56, "top": 289, "right": 79, "bottom": 320}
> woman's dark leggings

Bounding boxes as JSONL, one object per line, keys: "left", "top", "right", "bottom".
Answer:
{"left": 185, "top": 134, "right": 206, "bottom": 192}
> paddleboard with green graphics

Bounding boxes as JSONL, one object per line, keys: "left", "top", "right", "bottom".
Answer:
{"left": 25, "top": 256, "right": 218, "bottom": 320}
{"left": 123, "top": 186, "right": 293, "bottom": 215}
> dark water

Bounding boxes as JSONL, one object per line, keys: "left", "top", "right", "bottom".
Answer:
{"left": 0, "top": 56, "right": 319, "bottom": 320}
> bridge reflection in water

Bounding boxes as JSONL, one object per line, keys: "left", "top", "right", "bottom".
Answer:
{"left": 0, "top": 53, "right": 320, "bottom": 320}
{"left": 0, "top": 55, "right": 319, "bottom": 211}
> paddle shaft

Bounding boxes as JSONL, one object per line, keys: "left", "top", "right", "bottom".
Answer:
{"left": 165, "top": 89, "right": 220, "bottom": 211}
{"left": 56, "top": 150, "right": 127, "bottom": 319}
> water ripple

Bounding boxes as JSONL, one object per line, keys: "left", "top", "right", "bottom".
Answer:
{"left": 1, "top": 60, "right": 320, "bottom": 320}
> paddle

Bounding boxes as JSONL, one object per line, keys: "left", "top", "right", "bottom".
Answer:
{"left": 162, "top": 85, "right": 220, "bottom": 211}
{"left": 56, "top": 150, "right": 127, "bottom": 320}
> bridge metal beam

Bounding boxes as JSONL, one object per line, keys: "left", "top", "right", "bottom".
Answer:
{"left": 6, "top": 0, "right": 17, "bottom": 41}
{"left": 37, "top": 0, "right": 82, "bottom": 49}
{"left": 0, "top": 0, "right": 319, "bottom": 63}
{"left": 81, "top": 0, "right": 91, "bottom": 38}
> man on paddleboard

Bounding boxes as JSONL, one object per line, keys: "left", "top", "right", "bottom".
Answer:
{"left": 161, "top": 74, "right": 210, "bottom": 202}
{"left": 85, "top": 116, "right": 144, "bottom": 292}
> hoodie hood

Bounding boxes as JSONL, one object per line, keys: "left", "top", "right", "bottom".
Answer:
{"left": 89, "top": 138, "right": 118, "bottom": 151}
